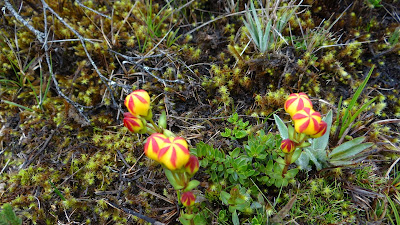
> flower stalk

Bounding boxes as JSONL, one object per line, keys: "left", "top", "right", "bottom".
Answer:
{"left": 279, "top": 92, "right": 327, "bottom": 177}
{"left": 122, "top": 90, "right": 200, "bottom": 224}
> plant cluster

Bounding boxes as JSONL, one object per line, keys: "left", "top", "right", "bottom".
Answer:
{"left": 122, "top": 89, "right": 202, "bottom": 224}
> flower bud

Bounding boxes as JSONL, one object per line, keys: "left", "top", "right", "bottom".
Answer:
{"left": 158, "top": 137, "right": 190, "bottom": 170}
{"left": 280, "top": 139, "right": 296, "bottom": 154}
{"left": 181, "top": 191, "right": 196, "bottom": 207}
{"left": 310, "top": 120, "right": 328, "bottom": 138}
{"left": 284, "top": 93, "right": 313, "bottom": 117}
{"left": 292, "top": 107, "right": 322, "bottom": 135}
{"left": 123, "top": 112, "right": 145, "bottom": 133}
{"left": 124, "top": 90, "right": 151, "bottom": 117}
{"left": 144, "top": 133, "right": 168, "bottom": 162}
{"left": 185, "top": 155, "right": 199, "bottom": 176}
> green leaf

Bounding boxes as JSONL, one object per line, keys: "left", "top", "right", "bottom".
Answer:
{"left": 275, "top": 178, "right": 283, "bottom": 187}
{"left": 285, "top": 168, "right": 299, "bottom": 179}
{"left": 49, "top": 180, "right": 66, "bottom": 201}
{"left": 230, "top": 148, "right": 241, "bottom": 158}
{"left": 245, "top": 170, "right": 255, "bottom": 177}
{"left": 339, "top": 66, "right": 375, "bottom": 138}
{"left": 2, "top": 100, "right": 34, "bottom": 112}
{"left": 232, "top": 210, "right": 240, "bottom": 225}
{"left": 386, "top": 195, "right": 400, "bottom": 225}
{"left": 295, "top": 152, "right": 311, "bottom": 171}
{"left": 275, "top": 157, "right": 286, "bottom": 166}
{"left": 164, "top": 169, "right": 184, "bottom": 190}
{"left": 220, "top": 191, "right": 231, "bottom": 205}
{"left": 266, "top": 160, "right": 274, "bottom": 171}
{"left": 179, "top": 216, "right": 191, "bottom": 225}
{"left": 183, "top": 180, "right": 200, "bottom": 192}
{"left": 291, "top": 148, "right": 303, "bottom": 164}
{"left": 0, "top": 203, "right": 21, "bottom": 225}
{"left": 329, "top": 143, "right": 373, "bottom": 161}
{"left": 312, "top": 110, "right": 333, "bottom": 152}
{"left": 329, "top": 160, "right": 357, "bottom": 166}
{"left": 274, "top": 114, "right": 288, "bottom": 139}
{"left": 328, "top": 137, "right": 366, "bottom": 158}
{"left": 235, "top": 130, "right": 248, "bottom": 139}
{"left": 227, "top": 168, "right": 234, "bottom": 174}
{"left": 218, "top": 164, "right": 224, "bottom": 172}
{"left": 304, "top": 148, "right": 322, "bottom": 170}
{"left": 221, "top": 128, "right": 232, "bottom": 137}
{"left": 193, "top": 213, "right": 208, "bottom": 225}
{"left": 158, "top": 111, "right": 167, "bottom": 129}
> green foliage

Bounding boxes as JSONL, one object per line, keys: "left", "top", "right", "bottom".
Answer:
{"left": 166, "top": 28, "right": 182, "bottom": 47}
{"left": 257, "top": 159, "right": 298, "bottom": 187}
{"left": 220, "top": 186, "right": 251, "bottom": 225}
{"left": 221, "top": 113, "right": 250, "bottom": 140}
{"left": 366, "top": 0, "right": 382, "bottom": 8}
{"left": 192, "top": 141, "right": 257, "bottom": 185}
{"left": 140, "top": 0, "right": 173, "bottom": 38}
{"left": 243, "top": 0, "right": 296, "bottom": 53}
{"left": 0, "top": 204, "right": 22, "bottom": 225}
{"left": 193, "top": 128, "right": 295, "bottom": 190}
{"left": 289, "top": 110, "right": 373, "bottom": 169}
{"left": 336, "top": 66, "right": 376, "bottom": 140}
{"left": 387, "top": 194, "right": 400, "bottom": 225}
{"left": 328, "top": 137, "right": 373, "bottom": 165}
{"left": 389, "top": 27, "right": 400, "bottom": 46}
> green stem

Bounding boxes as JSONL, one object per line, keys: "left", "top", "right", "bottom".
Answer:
{"left": 282, "top": 150, "right": 294, "bottom": 177}
{"left": 148, "top": 118, "right": 163, "bottom": 133}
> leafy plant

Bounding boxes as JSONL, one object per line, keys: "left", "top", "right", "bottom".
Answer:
{"left": 220, "top": 186, "right": 252, "bottom": 225}
{"left": 389, "top": 27, "right": 400, "bottom": 46}
{"left": 275, "top": 109, "right": 373, "bottom": 170}
{"left": 386, "top": 194, "right": 400, "bottom": 225}
{"left": 335, "top": 66, "right": 377, "bottom": 143}
{"left": 165, "top": 28, "right": 182, "bottom": 47}
{"left": 194, "top": 128, "right": 296, "bottom": 188}
{"left": 243, "top": 0, "right": 297, "bottom": 53}
{"left": 366, "top": 0, "right": 382, "bottom": 8}
{"left": 0, "top": 204, "right": 22, "bottom": 225}
{"left": 295, "top": 111, "right": 333, "bottom": 170}
{"left": 221, "top": 113, "right": 251, "bottom": 140}
{"left": 328, "top": 137, "right": 373, "bottom": 166}
{"left": 140, "top": 0, "right": 173, "bottom": 38}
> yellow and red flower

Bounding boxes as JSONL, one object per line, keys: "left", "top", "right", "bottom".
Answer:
{"left": 124, "top": 90, "right": 151, "bottom": 117}
{"left": 158, "top": 137, "right": 190, "bottom": 170}
{"left": 310, "top": 120, "right": 328, "bottom": 138}
{"left": 185, "top": 155, "right": 200, "bottom": 176}
{"left": 181, "top": 191, "right": 196, "bottom": 207}
{"left": 292, "top": 107, "right": 322, "bottom": 135}
{"left": 123, "top": 112, "right": 145, "bottom": 133}
{"left": 144, "top": 133, "right": 168, "bottom": 162}
{"left": 281, "top": 139, "right": 296, "bottom": 154}
{"left": 284, "top": 93, "right": 313, "bottom": 117}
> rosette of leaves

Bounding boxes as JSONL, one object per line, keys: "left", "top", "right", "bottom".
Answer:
{"left": 275, "top": 111, "right": 373, "bottom": 171}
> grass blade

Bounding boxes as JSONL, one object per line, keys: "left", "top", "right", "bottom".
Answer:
{"left": 2, "top": 100, "right": 34, "bottom": 112}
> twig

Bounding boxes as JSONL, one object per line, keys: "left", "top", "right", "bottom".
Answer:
{"left": 20, "top": 129, "right": 56, "bottom": 169}
{"left": 4, "top": 0, "right": 92, "bottom": 123}
{"left": 3, "top": 0, "right": 46, "bottom": 43}
{"left": 106, "top": 200, "right": 165, "bottom": 225}
{"left": 385, "top": 157, "right": 400, "bottom": 179}
{"left": 116, "top": 149, "right": 131, "bottom": 168}
{"left": 40, "top": 0, "right": 119, "bottom": 110}
{"left": 75, "top": 0, "right": 111, "bottom": 20}
{"left": 109, "top": 50, "right": 184, "bottom": 86}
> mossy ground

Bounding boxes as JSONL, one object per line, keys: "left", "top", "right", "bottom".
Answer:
{"left": 0, "top": 0, "right": 400, "bottom": 224}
